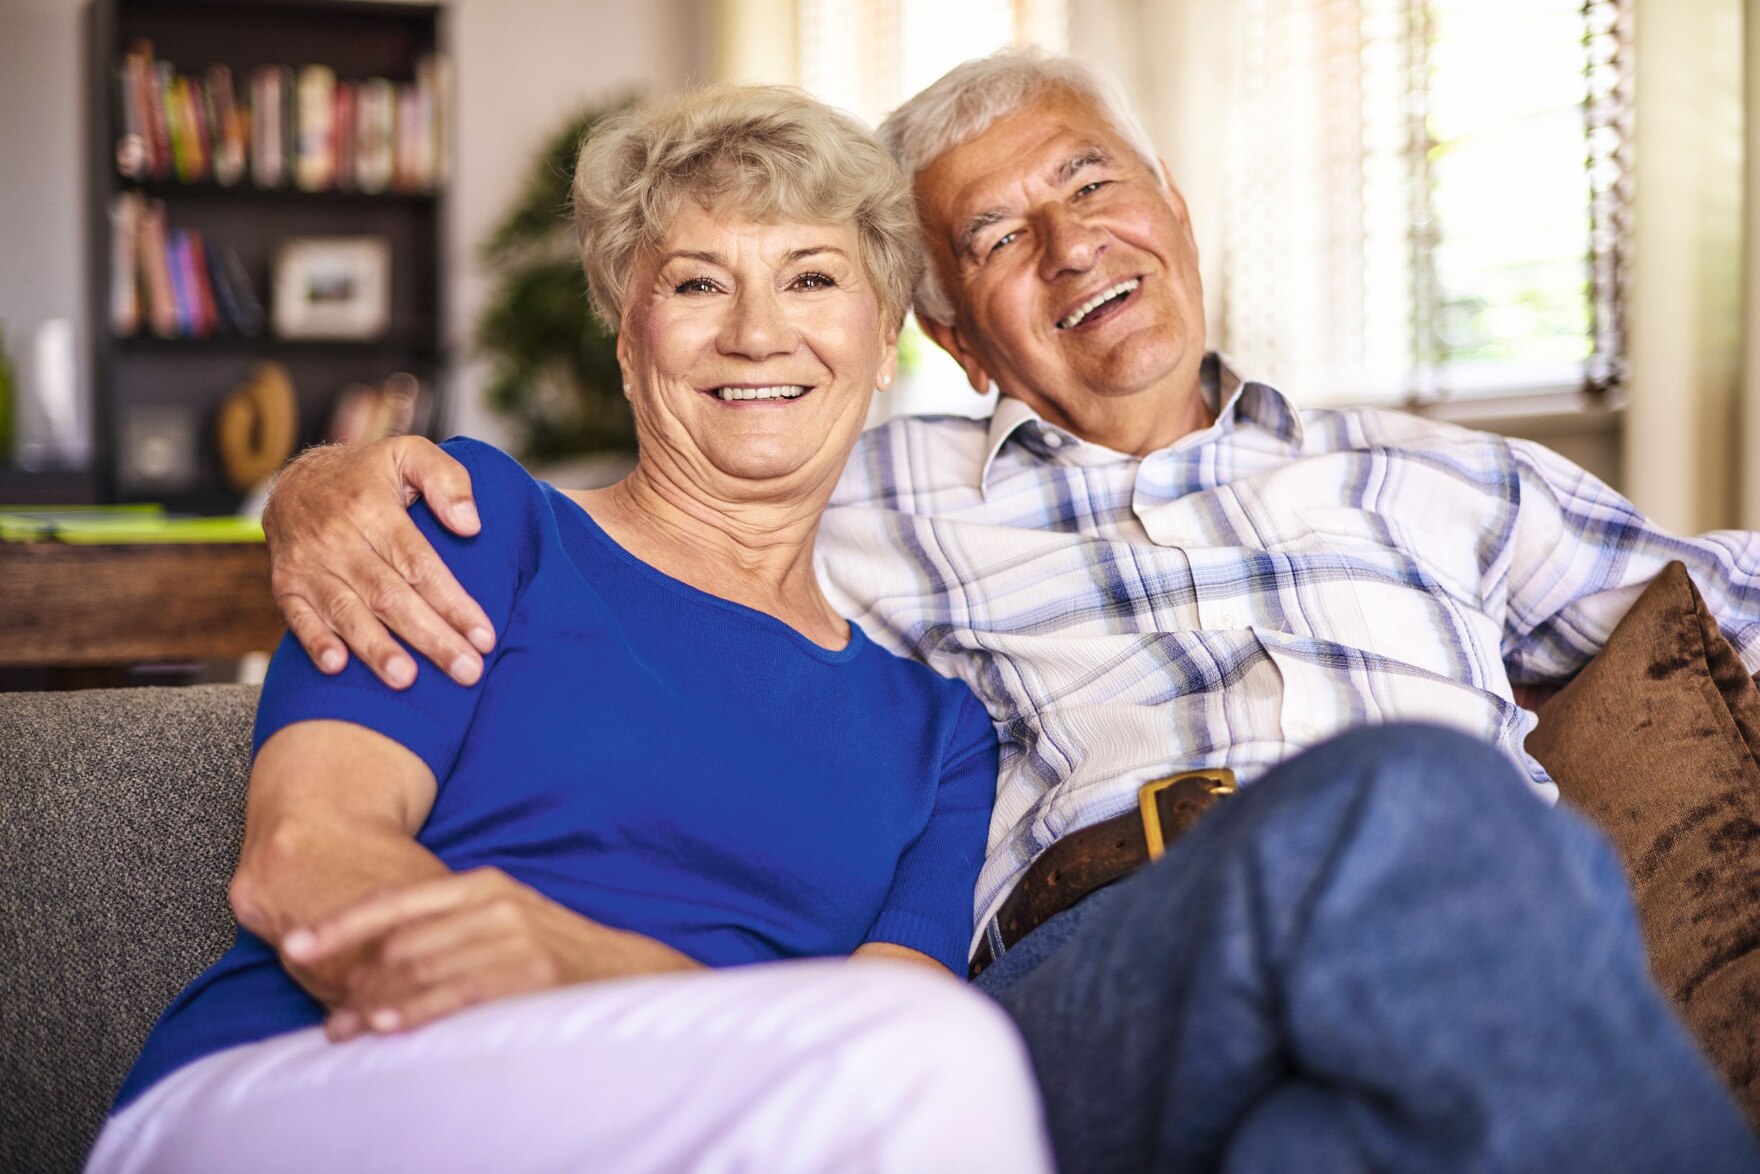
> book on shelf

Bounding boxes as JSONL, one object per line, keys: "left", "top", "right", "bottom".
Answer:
{"left": 164, "top": 227, "right": 190, "bottom": 337}
{"left": 249, "top": 64, "right": 290, "bottom": 189}
{"left": 354, "top": 78, "right": 395, "bottom": 193}
{"left": 108, "top": 191, "right": 141, "bottom": 336}
{"left": 333, "top": 81, "right": 356, "bottom": 191}
{"left": 137, "top": 196, "right": 177, "bottom": 338}
{"left": 203, "top": 65, "right": 247, "bottom": 187}
{"left": 115, "top": 40, "right": 451, "bottom": 194}
{"left": 111, "top": 192, "right": 263, "bottom": 341}
{"left": 294, "top": 64, "right": 335, "bottom": 192}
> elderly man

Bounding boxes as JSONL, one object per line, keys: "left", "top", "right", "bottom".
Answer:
{"left": 261, "top": 53, "right": 1758, "bottom": 1170}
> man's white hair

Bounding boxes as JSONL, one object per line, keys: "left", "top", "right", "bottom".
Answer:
{"left": 877, "top": 48, "right": 1161, "bottom": 326}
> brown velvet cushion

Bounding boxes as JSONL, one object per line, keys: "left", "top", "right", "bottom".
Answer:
{"left": 1525, "top": 561, "right": 1760, "bottom": 1124}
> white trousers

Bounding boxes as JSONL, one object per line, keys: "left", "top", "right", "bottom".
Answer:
{"left": 87, "top": 959, "right": 1052, "bottom": 1174}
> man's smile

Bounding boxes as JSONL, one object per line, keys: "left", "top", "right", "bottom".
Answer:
{"left": 1056, "top": 277, "right": 1141, "bottom": 330}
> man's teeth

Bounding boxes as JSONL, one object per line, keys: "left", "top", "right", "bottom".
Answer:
{"left": 714, "top": 385, "right": 809, "bottom": 401}
{"left": 1059, "top": 279, "right": 1140, "bottom": 330}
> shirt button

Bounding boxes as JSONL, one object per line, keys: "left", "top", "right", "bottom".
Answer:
{"left": 1214, "top": 608, "right": 1244, "bottom": 628}
{"left": 1042, "top": 431, "right": 1064, "bottom": 449}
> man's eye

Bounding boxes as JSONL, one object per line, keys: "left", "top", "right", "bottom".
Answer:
{"left": 675, "top": 278, "right": 718, "bottom": 294}
{"left": 988, "top": 230, "right": 1021, "bottom": 256}
{"left": 1075, "top": 181, "right": 1108, "bottom": 198}
{"left": 794, "top": 271, "right": 836, "bottom": 290}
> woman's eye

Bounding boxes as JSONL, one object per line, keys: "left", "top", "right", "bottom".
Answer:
{"left": 675, "top": 278, "right": 718, "bottom": 295}
{"left": 794, "top": 271, "right": 837, "bottom": 290}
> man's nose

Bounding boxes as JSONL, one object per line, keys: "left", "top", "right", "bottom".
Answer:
{"left": 1038, "top": 207, "right": 1104, "bottom": 280}
{"left": 720, "top": 287, "right": 796, "bottom": 359}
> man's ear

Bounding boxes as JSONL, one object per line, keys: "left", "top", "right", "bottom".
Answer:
{"left": 918, "top": 314, "right": 994, "bottom": 396}
{"left": 1157, "top": 159, "right": 1193, "bottom": 226}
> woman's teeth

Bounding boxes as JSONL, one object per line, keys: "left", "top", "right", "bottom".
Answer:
{"left": 1059, "top": 278, "right": 1140, "bottom": 330}
{"left": 715, "top": 385, "right": 809, "bottom": 401}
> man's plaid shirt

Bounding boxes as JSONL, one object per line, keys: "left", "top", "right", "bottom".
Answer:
{"left": 817, "top": 358, "right": 1760, "bottom": 938}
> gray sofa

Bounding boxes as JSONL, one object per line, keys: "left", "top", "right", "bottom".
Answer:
{"left": 1, "top": 685, "right": 258, "bottom": 1173}
{"left": 4, "top": 656, "right": 1753, "bottom": 1169}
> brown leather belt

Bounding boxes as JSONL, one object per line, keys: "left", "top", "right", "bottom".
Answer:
{"left": 969, "top": 768, "right": 1236, "bottom": 980}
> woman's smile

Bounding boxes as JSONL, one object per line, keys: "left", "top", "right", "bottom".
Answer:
{"left": 704, "top": 382, "right": 814, "bottom": 403}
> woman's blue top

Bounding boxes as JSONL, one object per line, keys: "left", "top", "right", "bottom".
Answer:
{"left": 114, "top": 437, "right": 998, "bottom": 1111}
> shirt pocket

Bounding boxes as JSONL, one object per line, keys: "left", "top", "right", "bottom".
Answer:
{"left": 1295, "top": 506, "right": 1504, "bottom": 689}
{"left": 1184, "top": 542, "right": 1378, "bottom": 747}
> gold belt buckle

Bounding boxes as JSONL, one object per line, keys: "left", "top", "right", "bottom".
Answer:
{"left": 1136, "top": 768, "right": 1237, "bottom": 860}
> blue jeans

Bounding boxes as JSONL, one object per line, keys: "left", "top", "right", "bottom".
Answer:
{"left": 976, "top": 724, "right": 1760, "bottom": 1173}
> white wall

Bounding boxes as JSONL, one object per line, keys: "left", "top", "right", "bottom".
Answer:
{"left": 0, "top": 0, "right": 702, "bottom": 457}
{"left": 446, "top": 0, "right": 701, "bottom": 449}
{"left": 0, "top": 0, "right": 86, "bottom": 403}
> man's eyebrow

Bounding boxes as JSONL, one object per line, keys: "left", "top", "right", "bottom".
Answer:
{"left": 956, "top": 209, "right": 1008, "bottom": 260}
{"left": 952, "top": 148, "right": 1117, "bottom": 259}
{"left": 1054, "top": 146, "right": 1112, "bottom": 185}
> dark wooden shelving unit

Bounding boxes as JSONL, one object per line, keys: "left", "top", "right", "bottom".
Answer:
{"left": 81, "top": 0, "right": 449, "bottom": 514}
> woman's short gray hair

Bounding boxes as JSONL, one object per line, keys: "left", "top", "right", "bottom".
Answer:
{"left": 572, "top": 84, "right": 921, "bottom": 332}
{"left": 877, "top": 49, "right": 1160, "bottom": 325}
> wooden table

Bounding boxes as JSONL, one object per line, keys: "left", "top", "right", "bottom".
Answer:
{"left": 0, "top": 541, "right": 285, "bottom": 671}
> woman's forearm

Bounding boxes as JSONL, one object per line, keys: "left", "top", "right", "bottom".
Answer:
{"left": 229, "top": 720, "right": 447, "bottom": 1005}
{"left": 231, "top": 808, "right": 450, "bottom": 1006}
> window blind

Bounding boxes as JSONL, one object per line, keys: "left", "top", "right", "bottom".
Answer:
{"left": 1223, "top": 0, "right": 1632, "bottom": 406}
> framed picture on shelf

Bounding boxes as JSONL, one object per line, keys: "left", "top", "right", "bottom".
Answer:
{"left": 271, "top": 235, "right": 391, "bottom": 339}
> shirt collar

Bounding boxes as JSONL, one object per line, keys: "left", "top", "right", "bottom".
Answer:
{"left": 977, "top": 353, "right": 1306, "bottom": 496}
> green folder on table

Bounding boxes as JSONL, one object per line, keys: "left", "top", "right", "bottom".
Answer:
{"left": 0, "top": 504, "right": 264, "bottom": 544}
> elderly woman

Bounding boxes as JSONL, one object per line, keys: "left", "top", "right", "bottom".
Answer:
{"left": 87, "top": 87, "right": 1049, "bottom": 1174}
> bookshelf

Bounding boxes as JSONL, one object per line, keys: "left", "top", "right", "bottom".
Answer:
{"left": 83, "top": 0, "right": 449, "bottom": 514}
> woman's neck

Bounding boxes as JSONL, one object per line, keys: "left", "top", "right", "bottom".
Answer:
{"left": 567, "top": 462, "right": 849, "bottom": 649}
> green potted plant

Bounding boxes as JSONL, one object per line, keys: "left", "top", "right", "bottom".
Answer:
{"left": 476, "top": 101, "right": 637, "bottom": 463}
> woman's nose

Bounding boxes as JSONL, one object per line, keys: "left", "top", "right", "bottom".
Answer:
{"left": 720, "top": 287, "right": 796, "bottom": 359}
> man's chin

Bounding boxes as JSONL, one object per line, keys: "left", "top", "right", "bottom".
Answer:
{"left": 1075, "top": 332, "right": 1191, "bottom": 399}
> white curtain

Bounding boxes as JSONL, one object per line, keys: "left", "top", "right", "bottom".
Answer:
{"left": 1628, "top": 0, "right": 1744, "bottom": 534}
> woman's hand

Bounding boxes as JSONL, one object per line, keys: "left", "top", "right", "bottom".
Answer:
{"left": 263, "top": 436, "right": 494, "bottom": 689}
{"left": 282, "top": 867, "right": 702, "bottom": 1040}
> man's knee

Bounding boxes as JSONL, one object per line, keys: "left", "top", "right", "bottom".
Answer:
{"left": 1258, "top": 722, "right": 1540, "bottom": 827}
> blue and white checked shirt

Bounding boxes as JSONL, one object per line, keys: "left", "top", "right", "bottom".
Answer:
{"left": 817, "top": 357, "right": 1760, "bottom": 936}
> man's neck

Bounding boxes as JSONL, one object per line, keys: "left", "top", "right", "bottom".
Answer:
{"left": 1017, "top": 373, "right": 1216, "bottom": 457}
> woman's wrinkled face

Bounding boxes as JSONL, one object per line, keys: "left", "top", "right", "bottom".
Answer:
{"left": 617, "top": 202, "right": 897, "bottom": 499}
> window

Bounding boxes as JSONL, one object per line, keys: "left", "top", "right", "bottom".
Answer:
{"left": 798, "top": 0, "right": 1067, "bottom": 422}
{"left": 1222, "top": 0, "right": 1632, "bottom": 407}
{"left": 798, "top": 0, "right": 1067, "bottom": 130}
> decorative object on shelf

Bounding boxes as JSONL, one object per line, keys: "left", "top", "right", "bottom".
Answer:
{"left": 16, "top": 319, "right": 89, "bottom": 472}
{"left": 271, "top": 235, "right": 391, "bottom": 340}
{"left": 117, "top": 405, "right": 197, "bottom": 494}
{"left": 215, "top": 362, "right": 298, "bottom": 492}
{"left": 329, "top": 371, "right": 430, "bottom": 445}
{"left": 478, "top": 103, "right": 635, "bottom": 462}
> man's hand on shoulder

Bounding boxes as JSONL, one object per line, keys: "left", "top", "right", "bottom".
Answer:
{"left": 264, "top": 436, "right": 496, "bottom": 689}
